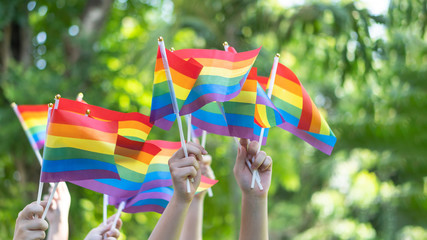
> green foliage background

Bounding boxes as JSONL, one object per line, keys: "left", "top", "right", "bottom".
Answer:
{"left": 0, "top": 0, "right": 426, "bottom": 239}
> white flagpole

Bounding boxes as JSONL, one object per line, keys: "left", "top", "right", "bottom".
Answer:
{"left": 223, "top": 42, "right": 263, "bottom": 190}
{"left": 250, "top": 53, "right": 280, "bottom": 189}
{"left": 110, "top": 201, "right": 125, "bottom": 231}
{"left": 76, "top": 92, "right": 84, "bottom": 102}
{"left": 103, "top": 194, "right": 109, "bottom": 225}
{"left": 158, "top": 37, "right": 192, "bottom": 193}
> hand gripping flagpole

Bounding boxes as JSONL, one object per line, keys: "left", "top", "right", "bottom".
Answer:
{"left": 223, "top": 42, "right": 263, "bottom": 190}
{"left": 39, "top": 95, "right": 61, "bottom": 220}
{"left": 158, "top": 37, "right": 192, "bottom": 193}
{"left": 250, "top": 53, "right": 280, "bottom": 189}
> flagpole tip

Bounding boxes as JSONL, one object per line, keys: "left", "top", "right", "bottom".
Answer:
{"left": 10, "top": 102, "right": 17, "bottom": 108}
{"left": 48, "top": 103, "right": 53, "bottom": 108}
{"left": 170, "top": 47, "right": 175, "bottom": 52}
{"left": 275, "top": 53, "right": 280, "bottom": 58}
{"left": 223, "top": 41, "right": 229, "bottom": 46}
{"left": 158, "top": 36, "right": 163, "bottom": 42}
{"left": 86, "top": 109, "right": 91, "bottom": 115}
{"left": 77, "top": 92, "right": 84, "bottom": 98}
{"left": 55, "top": 94, "right": 61, "bottom": 100}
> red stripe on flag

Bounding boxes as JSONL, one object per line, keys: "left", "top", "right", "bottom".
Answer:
{"left": 297, "top": 87, "right": 313, "bottom": 131}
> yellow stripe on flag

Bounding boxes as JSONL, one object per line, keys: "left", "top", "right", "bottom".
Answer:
{"left": 45, "top": 135, "right": 115, "bottom": 155}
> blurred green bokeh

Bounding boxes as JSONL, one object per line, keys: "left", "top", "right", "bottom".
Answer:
{"left": 0, "top": 0, "right": 426, "bottom": 239}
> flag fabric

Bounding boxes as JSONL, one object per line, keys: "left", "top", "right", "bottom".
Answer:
{"left": 71, "top": 140, "right": 179, "bottom": 199}
{"left": 223, "top": 67, "right": 284, "bottom": 144}
{"left": 41, "top": 109, "right": 120, "bottom": 182}
{"left": 270, "top": 63, "right": 336, "bottom": 154}
{"left": 173, "top": 47, "right": 261, "bottom": 115}
{"left": 15, "top": 104, "right": 48, "bottom": 150}
{"left": 191, "top": 102, "right": 230, "bottom": 137}
{"left": 140, "top": 140, "right": 181, "bottom": 190}
{"left": 190, "top": 68, "right": 276, "bottom": 144}
{"left": 150, "top": 48, "right": 203, "bottom": 130}
{"left": 57, "top": 98, "right": 152, "bottom": 142}
{"left": 109, "top": 175, "right": 218, "bottom": 214}
{"left": 71, "top": 138, "right": 162, "bottom": 199}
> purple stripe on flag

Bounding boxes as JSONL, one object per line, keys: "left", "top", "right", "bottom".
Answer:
{"left": 123, "top": 204, "right": 165, "bottom": 214}
{"left": 180, "top": 90, "right": 242, "bottom": 115}
{"left": 127, "top": 192, "right": 172, "bottom": 204}
{"left": 278, "top": 122, "right": 333, "bottom": 155}
{"left": 139, "top": 179, "right": 173, "bottom": 192}
{"left": 191, "top": 117, "right": 230, "bottom": 136}
{"left": 70, "top": 179, "right": 137, "bottom": 197}
{"left": 153, "top": 117, "right": 175, "bottom": 131}
{"left": 41, "top": 169, "right": 120, "bottom": 183}
{"left": 36, "top": 140, "right": 45, "bottom": 150}
{"left": 150, "top": 104, "right": 174, "bottom": 123}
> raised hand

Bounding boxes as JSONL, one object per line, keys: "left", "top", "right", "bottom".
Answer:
{"left": 84, "top": 214, "right": 122, "bottom": 240}
{"left": 13, "top": 201, "right": 49, "bottom": 240}
{"left": 234, "top": 138, "right": 272, "bottom": 197}
{"left": 168, "top": 142, "right": 207, "bottom": 202}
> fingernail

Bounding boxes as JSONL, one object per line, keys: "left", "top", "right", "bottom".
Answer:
{"left": 202, "top": 149, "right": 208, "bottom": 155}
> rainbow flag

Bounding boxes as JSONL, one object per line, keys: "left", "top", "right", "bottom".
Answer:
{"left": 173, "top": 47, "right": 261, "bottom": 115}
{"left": 109, "top": 175, "right": 218, "bottom": 214}
{"left": 71, "top": 138, "right": 162, "bottom": 199}
{"left": 270, "top": 63, "right": 336, "bottom": 155}
{"left": 57, "top": 98, "right": 153, "bottom": 142}
{"left": 13, "top": 104, "right": 48, "bottom": 150}
{"left": 150, "top": 48, "right": 203, "bottom": 130}
{"left": 41, "top": 109, "right": 120, "bottom": 182}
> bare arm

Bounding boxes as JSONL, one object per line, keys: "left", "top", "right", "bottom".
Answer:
{"left": 234, "top": 139, "right": 272, "bottom": 240}
{"left": 179, "top": 154, "right": 213, "bottom": 240}
{"left": 46, "top": 183, "right": 70, "bottom": 240}
{"left": 149, "top": 142, "right": 207, "bottom": 240}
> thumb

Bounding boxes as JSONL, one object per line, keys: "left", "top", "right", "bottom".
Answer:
{"left": 236, "top": 145, "right": 247, "bottom": 169}
{"left": 93, "top": 222, "right": 112, "bottom": 235}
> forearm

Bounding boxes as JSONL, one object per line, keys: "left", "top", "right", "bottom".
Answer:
{"left": 239, "top": 195, "right": 268, "bottom": 240}
{"left": 149, "top": 195, "right": 191, "bottom": 240}
{"left": 47, "top": 215, "right": 69, "bottom": 240}
{"left": 179, "top": 193, "right": 206, "bottom": 240}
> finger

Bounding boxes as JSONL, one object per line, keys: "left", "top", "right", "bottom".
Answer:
{"left": 187, "top": 141, "right": 207, "bottom": 155}
{"left": 252, "top": 151, "right": 267, "bottom": 170}
{"left": 170, "top": 157, "right": 199, "bottom": 171}
{"left": 261, "top": 156, "right": 273, "bottom": 171}
{"left": 27, "top": 219, "right": 49, "bottom": 231}
{"left": 115, "top": 218, "right": 123, "bottom": 230}
{"left": 186, "top": 143, "right": 205, "bottom": 161}
{"left": 106, "top": 214, "right": 119, "bottom": 224}
{"left": 235, "top": 145, "right": 248, "bottom": 169}
{"left": 175, "top": 166, "right": 198, "bottom": 180}
{"left": 239, "top": 138, "right": 249, "bottom": 148}
{"left": 247, "top": 141, "right": 259, "bottom": 158}
{"left": 28, "top": 230, "right": 46, "bottom": 240}
{"left": 21, "top": 202, "right": 45, "bottom": 219}
{"left": 201, "top": 155, "right": 212, "bottom": 166}
{"left": 172, "top": 142, "right": 206, "bottom": 159}
{"left": 106, "top": 228, "right": 121, "bottom": 238}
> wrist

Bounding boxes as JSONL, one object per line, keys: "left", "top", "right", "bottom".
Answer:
{"left": 242, "top": 192, "right": 268, "bottom": 202}
{"left": 171, "top": 194, "right": 193, "bottom": 206}
{"left": 193, "top": 191, "right": 207, "bottom": 200}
